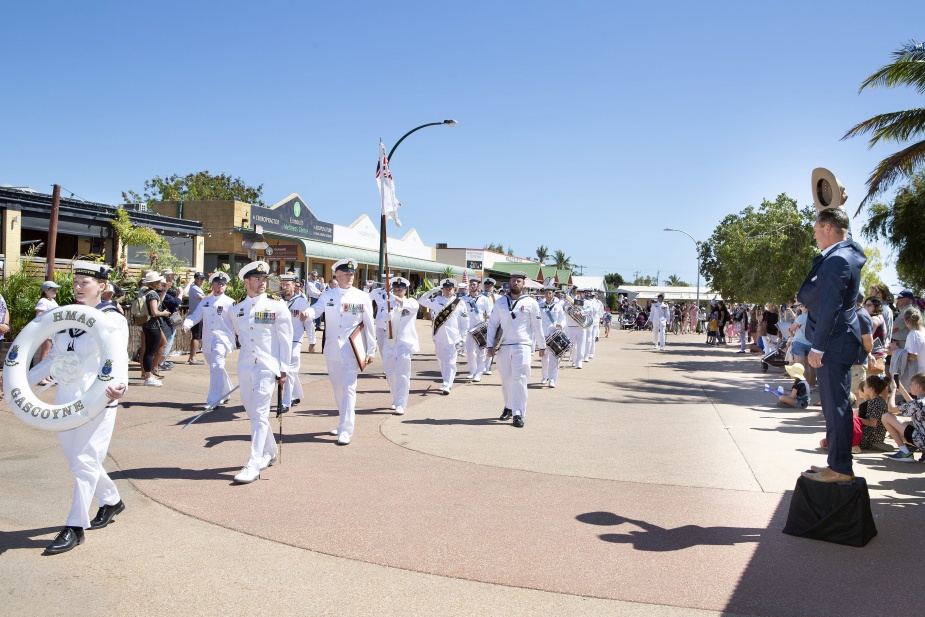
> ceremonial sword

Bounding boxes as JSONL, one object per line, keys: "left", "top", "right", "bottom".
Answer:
{"left": 183, "top": 385, "right": 240, "bottom": 428}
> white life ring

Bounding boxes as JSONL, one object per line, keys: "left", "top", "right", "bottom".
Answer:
{"left": 3, "top": 305, "right": 123, "bottom": 432}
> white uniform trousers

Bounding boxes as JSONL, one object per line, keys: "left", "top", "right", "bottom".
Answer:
{"left": 204, "top": 343, "right": 233, "bottom": 407}
{"left": 435, "top": 341, "right": 459, "bottom": 388}
{"left": 59, "top": 405, "right": 120, "bottom": 529}
{"left": 238, "top": 363, "right": 278, "bottom": 472}
{"left": 497, "top": 345, "right": 531, "bottom": 417}
{"left": 382, "top": 341, "right": 414, "bottom": 409}
{"left": 587, "top": 324, "right": 600, "bottom": 358}
{"left": 653, "top": 321, "right": 667, "bottom": 349}
{"left": 325, "top": 344, "right": 361, "bottom": 437}
{"left": 541, "top": 348, "right": 560, "bottom": 382}
{"left": 567, "top": 327, "right": 586, "bottom": 368}
{"left": 283, "top": 340, "right": 304, "bottom": 406}
{"left": 466, "top": 334, "right": 485, "bottom": 378}
{"left": 306, "top": 325, "right": 317, "bottom": 346}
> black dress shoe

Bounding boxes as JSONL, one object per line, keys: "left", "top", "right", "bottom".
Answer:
{"left": 499, "top": 408, "right": 512, "bottom": 421}
{"left": 292, "top": 398, "right": 301, "bottom": 406}
{"left": 89, "top": 500, "right": 125, "bottom": 530}
{"left": 44, "top": 526, "right": 84, "bottom": 555}
{"left": 513, "top": 415, "right": 524, "bottom": 428}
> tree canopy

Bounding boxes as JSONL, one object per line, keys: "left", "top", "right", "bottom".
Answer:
{"left": 604, "top": 272, "right": 625, "bottom": 289}
{"left": 842, "top": 40, "right": 925, "bottom": 210}
{"left": 552, "top": 250, "right": 571, "bottom": 269}
{"left": 698, "top": 194, "right": 817, "bottom": 303}
{"left": 861, "top": 170, "right": 925, "bottom": 292}
{"left": 122, "top": 171, "right": 266, "bottom": 207}
{"left": 860, "top": 246, "right": 886, "bottom": 296}
{"left": 535, "top": 245, "right": 549, "bottom": 264}
{"left": 665, "top": 274, "right": 690, "bottom": 286}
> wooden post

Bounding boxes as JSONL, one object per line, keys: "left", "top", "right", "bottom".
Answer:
{"left": 46, "top": 184, "right": 61, "bottom": 280}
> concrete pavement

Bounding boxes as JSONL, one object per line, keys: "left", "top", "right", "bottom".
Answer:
{"left": 1, "top": 324, "right": 922, "bottom": 616}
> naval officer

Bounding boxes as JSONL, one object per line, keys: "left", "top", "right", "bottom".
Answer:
{"left": 481, "top": 278, "right": 502, "bottom": 375}
{"left": 229, "top": 261, "right": 292, "bottom": 483}
{"left": 486, "top": 271, "right": 546, "bottom": 427}
{"left": 462, "top": 278, "right": 491, "bottom": 382}
{"left": 299, "top": 258, "right": 377, "bottom": 445}
{"left": 418, "top": 278, "right": 469, "bottom": 394}
{"left": 26, "top": 262, "right": 129, "bottom": 554}
{"left": 648, "top": 293, "right": 671, "bottom": 351}
{"left": 376, "top": 277, "right": 420, "bottom": 415}
{"left": 182, "top": 271, "right": 236, "bottom": 409}
{"left": 280, "top": 273, "right": 311, "bottom": 412}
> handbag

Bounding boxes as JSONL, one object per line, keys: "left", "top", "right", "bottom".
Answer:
{"left": 168, "top": 311, "right": 183, "bottom": 327}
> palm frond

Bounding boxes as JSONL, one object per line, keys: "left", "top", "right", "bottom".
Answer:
{"left": 842, "top": 108, "right": 925, "bottom": 145}
{"left": 856, "top": 139, "right": 925, "bottom": 213}
{"left": 860, "top": 41, "right": 925, "bottom": 94}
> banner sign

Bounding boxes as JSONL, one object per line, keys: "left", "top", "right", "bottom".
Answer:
{"left": 250, "top": 196, "right": 333, "bottom": 243}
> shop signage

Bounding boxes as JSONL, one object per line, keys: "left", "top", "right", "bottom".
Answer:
{"left": 265, "top": 245, "right": 299, "bottom": 260}
{"left": 251, "top": 196, "right": 333, "bottom": 242}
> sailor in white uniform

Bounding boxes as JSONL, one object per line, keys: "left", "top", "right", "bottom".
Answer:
{"left": 486, "top": 271, "right": 546, "bottom": 427}
{"left": 375, "top": 277, "right": 420, "bottom": 415}
{"left": 564, "top": 288, "right": 592, "bottom": 369}
{"left": 586, "top": 291, "right": 604, "bottom": 360}
{"left": 304, "top": 271, "right": 324, "bottom": 352}
{"left": 25, "top": 261, "right": 129, "bottom": 554}
{"left": 279, "top": 274, "right": 310, "bottom": 411}
{"left": 418, "top": 278, "right": 469, "bottom": 395}
{"left": 229, "top": 261, "right": 292, "bottom": 483}
{"left": 538, "top": 285, "right": 567, "bottom": 387}
{"left": 299, "top": 259, "right": 376, "bottom": 445}
{"left": 648, "top": 293, "right": 671, "bottom": 351}
{"left": 462, "top": 278, "right": 491, "bottom": 382}
{"left": 182, "top": 271, "right": 236, "bottom": 409}
{"left": 481, "top": 278, "right": 502, "bottom": 376}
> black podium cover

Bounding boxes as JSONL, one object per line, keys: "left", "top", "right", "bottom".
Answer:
{"left": 782, "top": 476, "right": 877, "bottom": 547}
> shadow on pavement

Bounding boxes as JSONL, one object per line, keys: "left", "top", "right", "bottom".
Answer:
{"left": 575, "top": 511, "right": 762, "bottom": 551}
{"left": 0, "top": 526, "right": 61, "bottom": 555}
{"left": 109, "top": 466, "right": 240, "bottom": 481}
{"left": 202, "top": 431, "right": 335, "bottom": 448}
{"left": 401, "top": 417, "right": 502, "bottom": 427}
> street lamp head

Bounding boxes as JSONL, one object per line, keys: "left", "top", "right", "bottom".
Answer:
{"left": 443, "top": 119, "right": 458, "bottom": 127}
{"left": 663, "top": 228, "right": 675, "bottom": 232}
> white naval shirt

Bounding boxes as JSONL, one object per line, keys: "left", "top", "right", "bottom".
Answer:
{"left": 282, "top": 292, "right": 311, "bottom": 342}
{"left": 462, "top": 293, "right": 492, "bottom": 330}
{"left": 303, "top": 286, "right": 377, "bottom": 357}
{"left": 486, "top": 293, "right": 546, "bottom": 350}
{"left": 375, "top": 294, "right": 421, "bottom": 352}
{"left": 183, "top": 293, "right": 236, "bottom": 351}
{"left": 538, "top": 298, "right": 567, "bottom": 337}
{"left": 649, "top": 301, "right": 671, "bottom": 326}
{"left": 231, "top": 293, "right": 293, "bottom": 377}
{"left": 418, "top": 289, "right": 469, "bottom": 347}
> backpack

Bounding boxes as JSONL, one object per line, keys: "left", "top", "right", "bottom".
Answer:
{"left": 130, "top": 292, "right": 150, "bottom": 326}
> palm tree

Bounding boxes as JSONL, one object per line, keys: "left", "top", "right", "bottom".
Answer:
{"left": 552, "top": 250, "right": 571, "bottom": 269}
{"left": 665, "top": 274, "right": 690, "bottom": 286}
{"left": 843, "top": 40, "right": 925, "bottom": 212}
{"left": 535, "top": 245, "right": 549, "bottom": 264}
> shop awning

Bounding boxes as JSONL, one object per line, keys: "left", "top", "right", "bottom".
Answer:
{"left": 297, "top": 238, "right": 467, "bottom": 276}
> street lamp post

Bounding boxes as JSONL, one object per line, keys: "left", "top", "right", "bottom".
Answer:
{"left": 378, "top": 119, "right": 457, "bottom": 285}
{"left": 664, "top": 228, "right": 701, "bottom": 319}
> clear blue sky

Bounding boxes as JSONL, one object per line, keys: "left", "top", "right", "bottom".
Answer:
{"left": 4, "top": 1, "right": 922, "bottom": 289}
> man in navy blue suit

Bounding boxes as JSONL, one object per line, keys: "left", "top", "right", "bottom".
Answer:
{"left": 798, "top": 208, "right": 866, "bottom": 483}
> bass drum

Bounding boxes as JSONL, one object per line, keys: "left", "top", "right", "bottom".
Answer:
{"left": 3, "top": 305, "right": 124, "bottom": 432}
{"left": 546, "top": 329, "right": 572, "bottom": 359}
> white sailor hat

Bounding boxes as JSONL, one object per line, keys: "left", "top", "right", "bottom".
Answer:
{"left": 73, "top": 260, "right": 112, "bottom": 280}
{"left": 509, "top": 270, "right": 528, "bottom": 279}
{"left": 391, "top": 277, "right": 411, "bottom": 288}
{"left": 333, "top": 258, "right": 357, "bottom": 273}
{"left": 280, "top": 273, "right": 298, "bottom": 282}
{"left": 543, "top": 285, "right": 557, "bottom": 292}
{"left": 239, "top": 261, "right": 270, "bottom": 280}
{"left": 811, "top": 168, "right": 848, "bottom": 213}
{"left": 209, "top": 271, "right": 230, "bottom": 284}
{"left": 483, "top": 278, "right": 496, "bottom": 286}
{"left": 440, "top": 278, "right": 457, "bottom": 288}
{"left": 468, "top": 276, "right": 481, "bottom": 284}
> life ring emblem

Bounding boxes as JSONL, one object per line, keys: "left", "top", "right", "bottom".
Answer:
{"left": 3, "top": 305, "right": 123, "bottom": 432}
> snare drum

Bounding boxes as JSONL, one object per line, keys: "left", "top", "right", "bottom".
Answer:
{"left": 546, "top": 329, "right": 572, "bottom": 358}
{"left": 468, "top": 321, "right": 489, "bottom": 348}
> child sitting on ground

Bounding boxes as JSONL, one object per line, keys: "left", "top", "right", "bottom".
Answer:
{"left": 778, "top": 363, "right": 810, "bottom": 408}
{"left": 883, "top": 372, "right": 925, "bottom": 462}
{"left": 858, "top": 374, "right": 890, "bottom": 451}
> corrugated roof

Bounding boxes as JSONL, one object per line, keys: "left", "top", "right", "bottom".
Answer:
{"left": 297, "top": 239, "right": 466, "bottom": 275}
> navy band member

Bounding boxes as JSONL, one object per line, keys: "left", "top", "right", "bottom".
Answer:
{"left": 299, "top": 258, "right": 377, "bottom": 445}
{"left": 28, "top": 261, "right": 129, "bottom": 554}
{"left": 182, "top": 271, "right": 235, "bottom": 409}
{"left": 486, "top": 271, "right": 546, "bottom": 427}
{"left": 376, "top": 277, "right": 420, "bottom": 415}
{"left": 481, "top": 278, "right": 501, "bottom": 375}
{"left": 462, "top": 278, "right": 491, "bottom": 382}
{"left": 538, "top": 285, "right": 566, "bottom": 387}
{"left": 564, "top": 288, "right": 592, "bottom": 369}
{"left": 418, "top": 278, "right": 469, "bottom": 395}
{"left": 230, "top": 261, "right": 292, "bottom": 483}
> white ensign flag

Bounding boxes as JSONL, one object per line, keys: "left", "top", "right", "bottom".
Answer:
{"left": 377, "top": 141, "right": 402, "bottom": 227}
